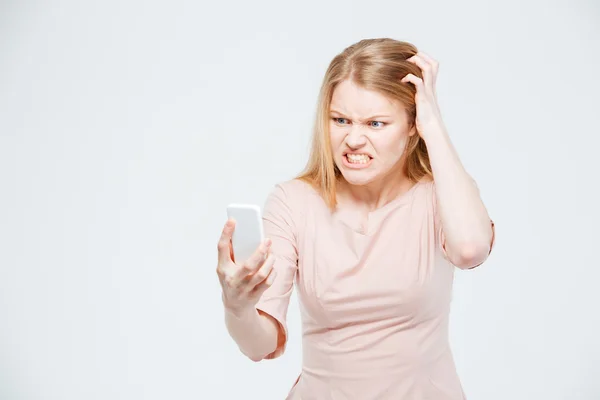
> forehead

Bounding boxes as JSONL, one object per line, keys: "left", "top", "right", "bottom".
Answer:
{"left": 330, "top": 80, "right": 402, "bottom": 117}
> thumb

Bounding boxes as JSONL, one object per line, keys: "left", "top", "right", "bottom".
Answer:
{"left": 217, "top": 219, "right": 236, "bottom": 265}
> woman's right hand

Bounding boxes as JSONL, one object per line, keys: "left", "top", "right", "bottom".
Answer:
{"left": 216, "top": 219, "right": 277, "bottom": 316}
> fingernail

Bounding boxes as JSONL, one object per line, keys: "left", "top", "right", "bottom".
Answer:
{"left": 265, "top": 238, "right": 272, "bottom": 247}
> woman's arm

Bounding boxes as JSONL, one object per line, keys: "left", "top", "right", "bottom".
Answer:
{"left": 216, "top": 220, "right": 281, "bottom": 361}
{"left": 224, "top": 306, "right": 280, "bottom": 362}
{"left": 424, "top": 128, "right": 494, "bottom": 268}
{"left": 402, "top": 52, "right": 494, "bottom": 269}
{"left": 220, "top": 183, "right": 298, "bottom": 361}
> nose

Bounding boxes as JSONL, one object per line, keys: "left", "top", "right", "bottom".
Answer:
{"left": 344, "top": 125, "right": 367, "bottom": 149}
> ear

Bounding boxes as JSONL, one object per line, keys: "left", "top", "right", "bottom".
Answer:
{"left": 408, "top": 124, "right": 418, "bottom": 137}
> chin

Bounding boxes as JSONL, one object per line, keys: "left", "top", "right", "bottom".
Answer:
{"left": 339, "top": 169, "right": 377, "bottom": 186}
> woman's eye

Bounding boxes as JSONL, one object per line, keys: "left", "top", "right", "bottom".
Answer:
{"left": 370, "top": 121, "right": 385, "bottom": 128}
{"left": 334, "top": 117, "right": 348, "bottom": 124}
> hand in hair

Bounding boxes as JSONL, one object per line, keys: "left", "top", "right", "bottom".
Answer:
{"left": 401, "top": 52, "right": 445, "bottom": 140}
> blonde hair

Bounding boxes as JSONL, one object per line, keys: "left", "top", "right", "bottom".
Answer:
{"left": 296, "top": 38, "right": 432, "bottom": 209}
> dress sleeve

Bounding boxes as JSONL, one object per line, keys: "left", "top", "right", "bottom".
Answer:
{"left": 255, "top": 183, "right": 299, "bottom": 359}
{"left": 432, "top": 180, "right": 496, "bottom": 269}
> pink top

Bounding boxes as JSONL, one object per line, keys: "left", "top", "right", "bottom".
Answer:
{"left": 256, "top": 178, "right": 494, "bottom": 399}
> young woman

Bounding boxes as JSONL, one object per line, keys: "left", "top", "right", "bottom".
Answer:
{"left": 216, "top": 38, "right": 495, "bottom": 399}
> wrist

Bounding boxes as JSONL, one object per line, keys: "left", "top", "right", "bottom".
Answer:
{"left": 222, "top": 293, "right": 256, "bottom": 318}
{"left": 419, "top": 122, "right": 447, "bottom": 142}
{"left": 421, "top": 125, "right": 450, "bottom": 147}
{"left": 225, "top": 305, "right": 257, "bottom": 319}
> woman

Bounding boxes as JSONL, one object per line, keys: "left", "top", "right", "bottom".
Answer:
{"left": 216, "top": 38, "right": 495, "bottom": 399}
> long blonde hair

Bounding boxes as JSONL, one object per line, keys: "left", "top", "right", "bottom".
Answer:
{"left": 296, "top": 38, "right": 432, "bottom": 209}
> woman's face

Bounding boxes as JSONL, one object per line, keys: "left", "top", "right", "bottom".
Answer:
{"left": 329, "top": 79, "right": 416, "bottom": 187}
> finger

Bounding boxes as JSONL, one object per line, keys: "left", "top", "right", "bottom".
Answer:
{"left": 217, "top": 219, "right": 235, "bottom": 265}
{"left": 233, "top": 238, "right": 272, "bottom": 281}
{"left": 401, "top": 73, "right": 424, "bottom": 90}
{"left": 416, "top": 51, "right": 439, "bottom": 71}
{"left": 245, "top": 253, "right": 276, "bottom": 292}
{"left": 251, "top": 266, "right": 277, "bottom": 298}
{"left": 411, "top": 52, "right": 439, "bottom": 93}
{"left": 407, "top": 54, "right": 433, "bottom": 88}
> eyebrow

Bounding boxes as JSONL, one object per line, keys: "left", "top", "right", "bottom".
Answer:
{"left": 330, "top": 109, "right": 392, "bottom": 120}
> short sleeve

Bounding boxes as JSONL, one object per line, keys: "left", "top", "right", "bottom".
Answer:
{"left": 432, "top": 180, "right": 496, "bottom": 269}
{"left": 255, "top": 183, "right": 298, "bottom": 359}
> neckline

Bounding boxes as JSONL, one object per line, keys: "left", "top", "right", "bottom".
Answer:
{"left": 335, "top": 178, "right": 426, "bottom": 216}
{"left": 332, "top": 179, "right": 427, "bottom": 236}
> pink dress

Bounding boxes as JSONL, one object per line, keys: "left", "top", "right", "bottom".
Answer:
{"left": 255, "top": 178, "right": 495, "bottom": 399}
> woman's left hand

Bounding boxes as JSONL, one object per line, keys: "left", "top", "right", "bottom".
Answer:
{"left": 401, "top": 52, "right": 446, "bottom": 140}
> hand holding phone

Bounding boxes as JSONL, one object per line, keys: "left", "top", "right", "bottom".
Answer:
{"left": 215, "top": 204, "right": 277, "bottom": 314}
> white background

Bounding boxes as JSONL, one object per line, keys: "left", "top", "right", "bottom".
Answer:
{"left": 1, "top": 0, "right": 599, "bottom": 399}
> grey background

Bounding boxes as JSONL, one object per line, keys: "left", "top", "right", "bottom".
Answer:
{"left": 1, "top": 0, "right": 599, "bottom": 399}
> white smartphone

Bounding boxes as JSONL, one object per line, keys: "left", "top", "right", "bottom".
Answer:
{"left": 226, "top": 203, "right": 265, "bottom": 263}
